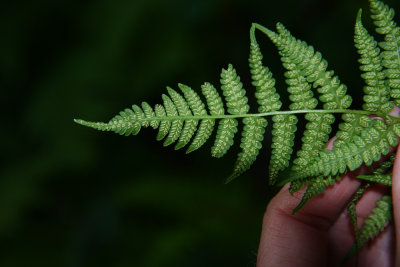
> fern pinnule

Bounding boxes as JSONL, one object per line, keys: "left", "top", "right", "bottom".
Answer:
{"left": 249, "top": 32, "right": 282, "bottom": 113}
{"left": 355, "top": 9, "right": 393, "bottom": 114}
{"left": 334, "top": 114, "right": 372, "bottom": 147}
{"left": 345, "top": 183, "right": 371, "bottom": 264}
{"left": 369, "top": 0, "right": 400, "bottom": 106}
{"left": 292, "top": 175, "right": 338, "bottom": 214}
{"left": 212, "top": 119, "right": 238, "bottom": 158}
{"left": 220, "top": 64, "right": 250, "bottom": 115}
{"left": 356, "top": 173, "right": 392, "bottom": 185}
{"left": 227, "top": 117, "right": 267, "bottom": 183}
{"left": 359, "top": 194, "right": 393, "bottom": 246}
{"left": 201, "top": 82, "right": 224, "bottom": 116}
{"left": 161, "top": 93, "right": 184, "bottom": 147}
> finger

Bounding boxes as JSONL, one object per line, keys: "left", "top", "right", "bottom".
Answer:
{"left": 392, "top": 144, "right": 400, "bottom": 266}
{"left": 257, "top": 173, "right": 361, "bottom": 267}
{"left": 257, "top": 183, "right": 330, "bottom": 267}
{"left": 328, "top": 183, "right": 391, "bottom": 266}
{"left": 357, "top": 224, "right": 395, "bottom": 267}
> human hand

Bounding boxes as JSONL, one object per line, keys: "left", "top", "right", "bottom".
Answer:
{"left": 257, "top": 128, "right": 400, "bottom": 267}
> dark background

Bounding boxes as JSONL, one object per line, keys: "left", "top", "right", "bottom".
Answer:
{"left": 1, "top": 0, "right": 399, "bottom": 266}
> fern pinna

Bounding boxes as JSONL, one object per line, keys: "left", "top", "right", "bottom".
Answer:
{"left": 75, "top": 0, "right": 399, "bottom": 262}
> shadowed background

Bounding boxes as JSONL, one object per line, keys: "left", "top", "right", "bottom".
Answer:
{"left": 1, "top": 0, "right": 399, "bottom": 266}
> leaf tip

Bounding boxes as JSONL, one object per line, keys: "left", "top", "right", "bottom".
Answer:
{"left": 225, "top": 173, "right": 238, "bottom": 184}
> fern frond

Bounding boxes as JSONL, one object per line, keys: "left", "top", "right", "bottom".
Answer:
{"left": 369, "top": 0, "right": 400, "bottom": 106}
{"left": 74, "top": 2, "right": 400, "bottom": 264}
{"left": 344, "top": 194, "right": 393, "bottom": 262}
{"left": 355, "top": 9, "right": 392, "bottom": 114}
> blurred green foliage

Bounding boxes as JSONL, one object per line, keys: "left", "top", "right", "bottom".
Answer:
{"left": 1, "top": 0, "right": 398, "bottom": 266}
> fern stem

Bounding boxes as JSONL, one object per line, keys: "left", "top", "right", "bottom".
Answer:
{"left": 75, "top": 109, "right": 392, "bottom": 126}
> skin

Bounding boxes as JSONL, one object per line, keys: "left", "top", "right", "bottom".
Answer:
{"left": 257, "top": 108, "right": 400, "bottom": 267}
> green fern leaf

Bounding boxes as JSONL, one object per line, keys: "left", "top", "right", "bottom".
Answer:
{"left": 249, "top": 31, "right": 282, "bottom": 113}
{"left": 369, "top": 0, "right": 400, "bottom": 106}
{"left": 355, "top": 9, "right": 392, "bottom": 114}
{"left": 154, "top": 104, "right": 170, "bottom": 141}
{"left": 212, "top": 119, "right": 238, "bottom": 158}
{"left": 220, "top": 64, "right": 250, "bottom": 115}
{"left": 356, "top": 173, "right": 392, "bottom": 185}
{"left": 212, "top": 64, "right": 249, "bottom": 158}
{"left": 198, "top": 82, "right": 226, "bottom": 155}
{"left": 344, "top": 194, "right": 393, "bottom": 262}
{"left": 74, "top": 2, "right": 400, "bottom": 263}
{"left": 227, "top": 117, "right": 267, "bottom": 183}
{"left": 289, "top": 177, "right": 313, "bottom": 194}
{"left": 345, "top": 182, "right": 371, "bottom": 264}
{"left": 178, "top": 83, "right": 215, "bottom": 154}
{"left": 292, "top": 175, "right": 338, "bottom": 214}
{"left": 161, "top": 93, "right": 184, "bottom": 147}
{"left": 141, "top": 102, "right": 159, "bottom": 129}
{"left": 166, "top": 87, "right": 198, "bottom": 150}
